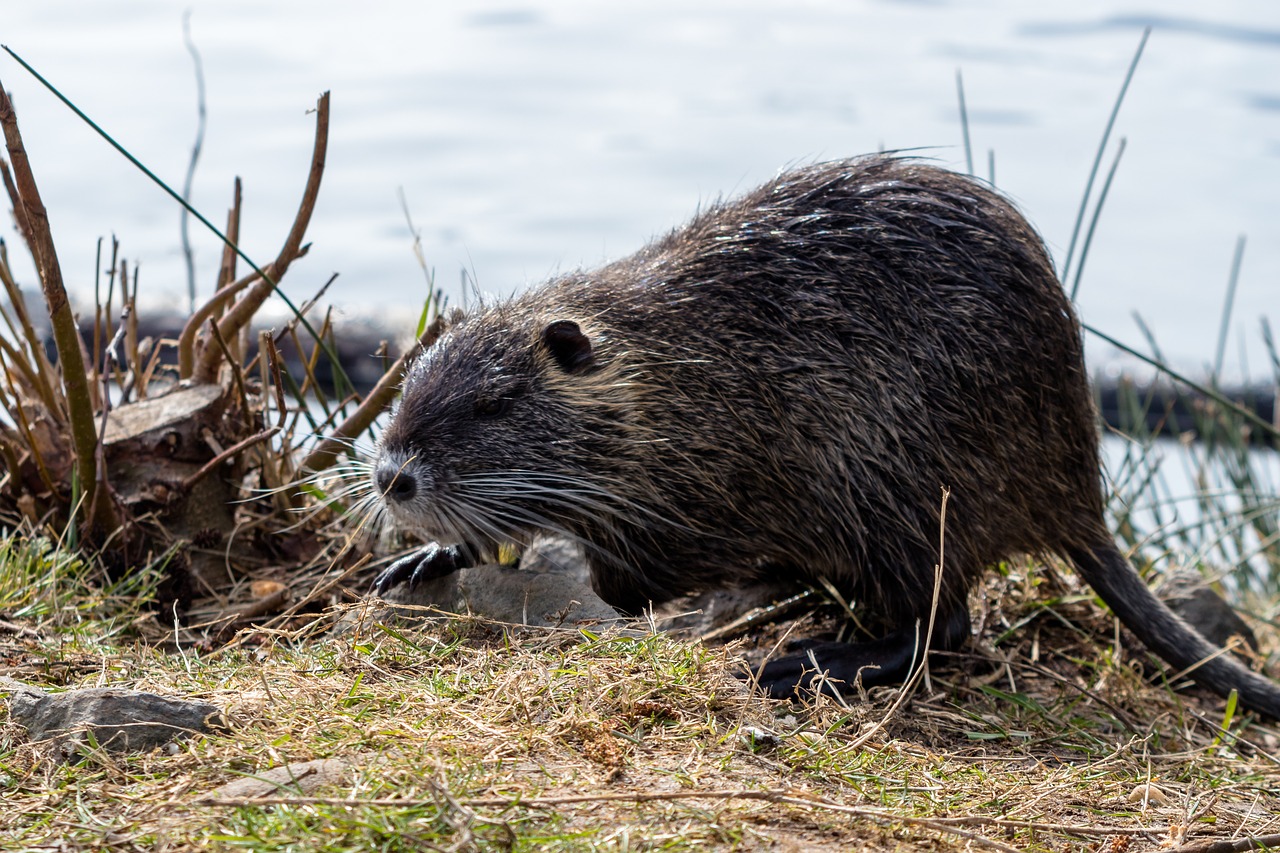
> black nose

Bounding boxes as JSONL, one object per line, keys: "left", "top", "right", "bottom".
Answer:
{"left": 375, "top": 464, "right": 417, "bottom": 503}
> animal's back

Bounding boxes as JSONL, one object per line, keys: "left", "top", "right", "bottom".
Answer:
{"left": 525, "top": 156, "right": 1107, "bottom": 621}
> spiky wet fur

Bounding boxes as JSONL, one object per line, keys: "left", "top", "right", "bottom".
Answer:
{"left": 376, "top": 155, "right": 1280, "bottom": 716}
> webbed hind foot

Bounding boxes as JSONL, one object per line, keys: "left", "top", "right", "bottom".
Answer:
{"left": 755, "top": 607, "right": 970, "bottom": 700}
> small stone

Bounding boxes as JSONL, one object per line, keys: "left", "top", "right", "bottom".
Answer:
{"left": 250, "top": 580, "right": 287, "bottom": 598}
{"left": 1126, "top": 783, "right": 1169, "bottom": 805}
{"left": 8, "top": 685, "right": 226, "bottom": 757}
{"left": 203, "top": 757, "right": 359, "bottom": 800}
{"left": 741, "top": 726, "right": 781, "bottom": 749}
{"left": 376, "top": 537, "right": 625, "bottom": 628}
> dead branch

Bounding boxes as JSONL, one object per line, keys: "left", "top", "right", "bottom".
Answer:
{"left": 294, "top": 309, "right": 334, "bottom": 400}
{"left": 178, "top": 255, "right": 307, "bottom": 380}
{"left": 234, "top": 269, "right": 336, "bottom": 385}
{"left": 0, "top": 79, "right": 118, "bottom": 534}
{"left": 192, "top": 92, "right": 329, "bottom": 384}
{"left": 216, "top": 178, "right": 242, "bottom": 293}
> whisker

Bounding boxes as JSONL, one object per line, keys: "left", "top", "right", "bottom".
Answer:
{"left": 460, "top": 492, "right": 641, "bottom": 573}
{"left": 457, "top": 470, "right": 698, "bottom": 534}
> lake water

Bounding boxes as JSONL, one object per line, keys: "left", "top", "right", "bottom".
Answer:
{"left": 4, "top": 0, "right": 1279, "bottom": 378}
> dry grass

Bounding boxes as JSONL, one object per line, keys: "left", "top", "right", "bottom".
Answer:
{"left": 3, "top": 543, "right": 1279, "bottom": 852}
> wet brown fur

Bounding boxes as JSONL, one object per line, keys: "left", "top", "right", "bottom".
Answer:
{"left": 377, "top": 155, "right": 1280, "bottom": 715}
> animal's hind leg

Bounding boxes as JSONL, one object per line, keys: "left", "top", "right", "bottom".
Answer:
{"left": 755, "top": 605, "right": 971, "bottom": 700}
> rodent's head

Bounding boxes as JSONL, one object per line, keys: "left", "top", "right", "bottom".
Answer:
{"left": 373, "top": 306, "right": 637, "bottom": 553}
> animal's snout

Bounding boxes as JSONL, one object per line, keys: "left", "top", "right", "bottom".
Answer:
{"left": 375, "top": 463, "right": 417, "bottom": 504}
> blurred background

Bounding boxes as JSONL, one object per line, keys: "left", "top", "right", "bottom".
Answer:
{"left": 3, "top": 0, "right": 1278, "bottom": 378}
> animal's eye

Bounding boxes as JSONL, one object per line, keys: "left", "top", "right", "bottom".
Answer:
{"left": 474, "top": 395, "right": 513, "bottom": 419}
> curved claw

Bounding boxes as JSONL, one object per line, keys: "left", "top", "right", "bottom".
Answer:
{"left": 373, "top": 542, "right": 474, "bottom": 595}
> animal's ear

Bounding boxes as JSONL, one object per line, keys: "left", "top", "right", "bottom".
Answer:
{"left": 541, "top": 320, "right": 594, "bottom": 374}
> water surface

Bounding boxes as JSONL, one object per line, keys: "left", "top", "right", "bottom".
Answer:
{"left": 4, "top": 0, "right": 1279, "bottom": 375}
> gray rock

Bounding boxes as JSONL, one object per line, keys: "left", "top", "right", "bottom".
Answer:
{"left": 204, "top": 756, "right": 362, "bottom": 800}
{"left": 8, "top": 684, "right": 226, "bottom": 756}
{"left": 379, "top": 537, "right": 624, "bottom": 627}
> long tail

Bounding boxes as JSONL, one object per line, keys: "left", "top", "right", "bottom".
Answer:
{"left": 1067, "top": 543, "right": 1280, "bottom": 719}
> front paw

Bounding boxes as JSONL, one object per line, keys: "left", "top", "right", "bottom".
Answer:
{"left": 373, "top": 543, "right": 473, "bottom": 595}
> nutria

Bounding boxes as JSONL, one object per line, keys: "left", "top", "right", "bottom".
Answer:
{"left": 372, "top": 155, "right": 1280, "bottom": 717}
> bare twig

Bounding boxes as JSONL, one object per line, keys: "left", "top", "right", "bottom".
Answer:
{"left": 177, "top": 180, "right": 250, "bottom": 377}
{"left": 205, "top": 317, "right": 252, "bottom": 431}
{"left": 0, "top": 224, "right": 60, "bottom": 413}
{"left": 232, "top": 270, "right": 338, "bottom": 391}
{"left": 136, "top": 334, "right": 169, "bottom": 397}
{"left": 256, "top": 331, "right": 291, "bottom": 512}
{"left": 125, "top": 261, "right": 141, "bottom": 398}
{"left": 0, "top": 157, "right": 34, "bottom": 252}
{"left": 90, "top": 305, "right": 132, "bottom": 544}
{"left": 265, "top": 335, "right": 289, "bottom": 438}
{"left": 1173, "top": 833, "right": 1280, "bottom": 853}
{"left": 180, "top": 426, "right": 280, "bottom": 493}
{"left": 1, "top": 48, "right": 338, "bottom": 391}
{"left": 0, "top": 348, "right": 56, "bottom": 493}
{"left": 289, "top": 311, "right": 331, "bottom": 401}
{"left": 180, "top": 9, "right": 207, "bottom": 315}
{"left": 0, "top": 315, "right": 55, "bottom": 412}
{"left": 216, "top": 178, "right": 242, "bottom": 293}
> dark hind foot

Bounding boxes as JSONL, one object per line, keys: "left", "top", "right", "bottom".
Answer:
{"left": 373, "top": 543, "right": 475, "bottom": 595}
{"left": 755, "top": 607, "right": 971, "bottom": 700}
